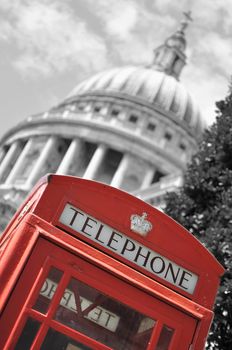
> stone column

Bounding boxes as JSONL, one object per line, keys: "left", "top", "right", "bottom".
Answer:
{"left": 56, "top": 139, "right": 82, "bottom": 175}
{"left": 0, "top": 141, "right": 21, "bottom": 182}
{"left": 5, "top": 139, "right": 33, "bottom": 185}
{"left": 25, "top": 136, "right": 57, "bottom": 187}
{"left": 110, "top": 154, "right": 130, "bottom": 188}
{"left": 140, "top": 167, "right": 155, "bottom": 190}
{"left": 83, "top": 144, "right": 107, "bottom": 180}
{"left": 0, "top": 148, "right": 6, "bottom": 163}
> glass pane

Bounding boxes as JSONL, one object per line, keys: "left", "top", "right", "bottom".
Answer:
{"left": 54, "top": 277, "right": 155, "bottom": 350}
{"left": 41, "top": 328, "right": 92, "bottom": 350}
{"left": 33, "top": 267, "right": 63, "bottom": 314}
{"left": 155, "top": 325, "right": 174, "bottom": 349}
{"left": 15, "top": 317, "right": 40, "bottom": 350}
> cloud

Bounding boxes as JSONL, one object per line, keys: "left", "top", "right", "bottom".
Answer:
{"left": 181, "top": 1, "right": 232, "bottom": 124}
{"left": 191, "top": 0, "right": 232, "bottom": 30}
{"left": 0, "top": 0, "right": 231, "bottom": 128}
{"left": 80, "top": 0, "right": 232, "bottom": 127}
{"left": 84, "top": 0, "right": 139, "bottom": 40}
{"left": 0, "top": 0, "right": 109, "bottom": 78}
{"left": 197, "top": 33, "right": 232, "bottom": 76}
{"left": 148, "top": 0, "right": 232, "bottom": 125}
{"left": 182, "top": 64, "right": 229, "bottom": 126}
{"left": 85, "top": 0, "right": 177, "bottom": 41}
{"left": 84, "top": 0, "right": 176, "bottom": 66}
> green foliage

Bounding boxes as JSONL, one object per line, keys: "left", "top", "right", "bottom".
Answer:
{"left": 165, "top": 91, "right": 232, "bottom": 349}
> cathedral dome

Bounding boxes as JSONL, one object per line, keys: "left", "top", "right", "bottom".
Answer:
{"left": 63, "top": 11, "right": 205, "bottom": 135}
{"left": 0, "top": 11, "right": 205, "bottom": 230}
{"left": 67, "top": 65, "right": 205, "bottom": 134}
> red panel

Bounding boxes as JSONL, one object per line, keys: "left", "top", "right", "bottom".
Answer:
{"left": 0, "top": 174, "right": 223, "bottom": 350}
{"left": 6, "top": 174, "right": 223, "bottom": 308}
{"left": 0, "top": 237, "right": 198, "bottom": 350}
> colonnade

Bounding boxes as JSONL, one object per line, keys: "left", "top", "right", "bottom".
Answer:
{"left": 0, "top": 136, "right": 156, "bottom": 192}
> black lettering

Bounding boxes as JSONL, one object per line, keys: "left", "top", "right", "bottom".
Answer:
{"left": 150, "top": 256, "right": 165, "bottom": 274}
{"left": 62, "top": 291, "right": 73, "bottom": 307}
{"left": 47, "top": 282, "right": 57, "bottom": 298}
{"left": 69, "top": 207, "right": 84, "bottom": 226}
{"left": 81, "top": 217, "right": 97, "bottom": 236}
{"left": 104, "top": 311, "right": 116, "bottom": 327}
{"left": 40, "top": 280, "right": 48, "bottom": 294}
{"left": 95, "top": 224, "right": 105, "bottom": 243}
{"left": 179, "top": 270, "right": 192, "bottom": 290}
{"left": 90, "top": 307, "right": 103, "bottom": 322}
{"left": 121, "top": 239, "right": 136, "bottom": 255}
{"left": 107, "top": 231, "right": 123, "bottom": 251}
{"left": 164, "top": 263, "right": 180, "bottom": 284}
{"left": 134, "top": 246, "right": 151, "bottom": 267}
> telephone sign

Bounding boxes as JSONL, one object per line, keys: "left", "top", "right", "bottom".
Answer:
{"left": 0, "top": 174, "right": 224, "bottom": 350}
{"left": 59, "top": 203, "right": 198, "bottom": 294}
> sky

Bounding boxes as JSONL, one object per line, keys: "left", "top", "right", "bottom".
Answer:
{"left": 0, "top": 0, "right": 231, "bottom": 139}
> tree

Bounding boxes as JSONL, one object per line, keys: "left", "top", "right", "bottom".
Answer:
{"left": 165, "top": 89, "right": 232, "bottom": 349}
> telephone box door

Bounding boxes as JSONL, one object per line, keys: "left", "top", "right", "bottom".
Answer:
{"left": 0, "top": 238, "right": 197, "bottom": 350}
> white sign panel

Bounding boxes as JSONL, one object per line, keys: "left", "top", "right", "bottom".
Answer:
{"left": 41, "top": 278, "right": 120, "bottom": 332}
{"left": 59, "top": 203, "right": 198, "bottom": 294}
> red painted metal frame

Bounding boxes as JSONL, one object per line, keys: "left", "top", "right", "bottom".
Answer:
{"left": 0, "top": 174, "right": 225, "bottom": 349}
{"left": 1, "top": 235, "right": 194, "bottom": 350}
{"left": 28, "top": 175, "right": 224, "bottom": 307}
{"left": 1, "top": 214, "right": 214, "bottom": 349}
{"left": 1, "top": 175, "right": 224, "bottom": 305}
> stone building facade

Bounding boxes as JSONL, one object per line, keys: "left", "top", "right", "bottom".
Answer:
{"left": 0, "top": 15, "right": 206, "bottom": 231}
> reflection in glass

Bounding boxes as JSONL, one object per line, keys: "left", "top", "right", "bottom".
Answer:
{"left": 41, "top": 328, "right": 92, "bottom": 350}
{"left": 15, "top": 317, "right": 40, "bottom": 350}
{"left": 33, "top": 267, "right": 63, "bottom": 314}
{"left": 53, "top": 277, "right": 155, "bottom": 350}
{"left": 155, "top": 324, "right": 174, "bottom": 349}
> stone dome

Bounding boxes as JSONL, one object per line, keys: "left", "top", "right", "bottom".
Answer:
{"left": 0, "top": 12, "right": 204, "bottom": 231}
{"left": 67, "top": 66, "right": 205, "bottom": 134}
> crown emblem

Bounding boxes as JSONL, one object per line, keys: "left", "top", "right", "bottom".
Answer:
{"left": 130, "top": 212, "right": 153, "bottom": 236}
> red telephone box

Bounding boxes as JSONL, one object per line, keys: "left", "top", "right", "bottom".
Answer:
{"left": 0, "top": 175, "right": 224, "bottom": 350}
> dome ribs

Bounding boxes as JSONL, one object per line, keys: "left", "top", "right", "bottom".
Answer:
{"left": 121, "top": 68, "right": 149, "bottom": 96}
{"left": 173, "top": 83, "right": 188, "bottom": 121}
{"left": 139, "top": 70, "right": 164, "bottom": 103}
{"left": 110, "top": 66, "right": 138, "bottom": 92}
{"left": 183, "top": 96, "right": 194, "bottom": 125}
{"left": 155, "top": 74, "right": 176, "bottom": 111}
{"left": 91, "top": 68, "right": 120, "bottom": 90}
{"left": 70, "top": 72, "right": 103, "bottom": 96}
{"left": 65, "top": 66, "right": 203, "bottom": 135}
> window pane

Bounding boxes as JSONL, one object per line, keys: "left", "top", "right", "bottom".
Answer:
{"left": 33, "top": 267, "right": 63, "bottom": 314}
{"left": 147, "top": 123, "right": 156, "bottom": 131}
{"left": 41, "top": 328, "right": 92, "bottom": 350}
{"left": 54, "top": 277, "right": 155, "bottom": 350}
{"left": 129, "top": 115, "right": 138, "bottom": 123}
{"left": 155, "top": 324, "right": 174, "bottom": 349}
{"left": 15, "top": 317, "right": 40, "bottom": 350}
